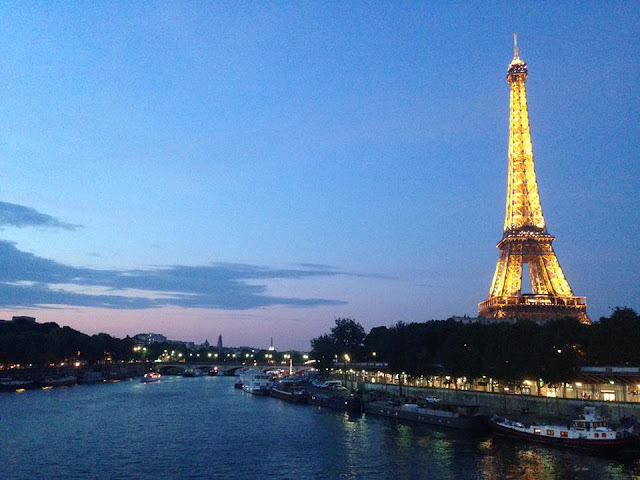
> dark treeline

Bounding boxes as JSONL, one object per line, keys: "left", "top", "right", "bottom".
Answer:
{"left": 0, "top": 319, "right": 308, "bottom": 366}
{"left": 311, "top": 308, "right": 640, "bottom": 384}
{"left": 0, "top": 319, "right": 135, "bottom": 365}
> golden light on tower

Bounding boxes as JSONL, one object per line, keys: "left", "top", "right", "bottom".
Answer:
{"left": 478, "top": 35, "right": 590, "bottom": 324}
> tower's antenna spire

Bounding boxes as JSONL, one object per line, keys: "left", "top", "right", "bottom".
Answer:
{"left": 513, "top": 32, "right": 519, "bottom": 58}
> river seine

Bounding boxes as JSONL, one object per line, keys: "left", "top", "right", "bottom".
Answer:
{"left": 1, "top": 375, "right": 639, "bottom": 479}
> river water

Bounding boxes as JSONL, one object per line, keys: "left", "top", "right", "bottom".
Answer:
{"left": 1, "top": 375, "right": 639, "bottom": 480}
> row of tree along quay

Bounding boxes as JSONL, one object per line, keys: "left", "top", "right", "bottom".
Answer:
{"left": 0, "top": 318, "right": 308, "bottom": 382}
{"left": 310, "top": 308, "right": 640, "bottom": 388}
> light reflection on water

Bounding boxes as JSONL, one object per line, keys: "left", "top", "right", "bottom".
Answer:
{"left": 0, "top": 376, "right": 639, "bottom": 480}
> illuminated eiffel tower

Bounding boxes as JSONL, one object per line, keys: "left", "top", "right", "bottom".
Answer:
{"left": 478, "top": 35, "right": 590, "bottom": 324}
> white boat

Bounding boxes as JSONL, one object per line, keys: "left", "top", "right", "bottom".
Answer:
{"left": 141, "top": 372, "right": 161, "bottom": 383}
{"left": 490, "top": 406, "right": 634, "bottom": 450}
{"left": 241, "top": 369, "right": 271, "bottom": 395}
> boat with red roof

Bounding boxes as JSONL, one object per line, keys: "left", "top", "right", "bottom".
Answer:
{"left": 490, "top": 406, "right": 635, "bottom": 450}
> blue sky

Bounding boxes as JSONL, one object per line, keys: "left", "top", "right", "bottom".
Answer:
{"left": 0, "top": 3, "right": 637, "bottom": 350}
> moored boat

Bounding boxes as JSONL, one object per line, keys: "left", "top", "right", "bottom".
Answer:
{"left": 241, "top": 369, "right": 271, "bottom": 395}
{"left": 270, "top": 379, "right": 308, "bottom": 404}
{"left": 364, "top": 400, "right": 487, "bottom": 431}
{"left": 41, "top": 375, "right": 77, "bottom": 388}
{"left": 77, "top": 371, "right": 104, "bottom": 384}
{"left": 490, "top": 406, "right": 635, "bottom": 450}
{"left": 307, "top": 383, "right": 362, "bottom": 412}
{"left": 0, "top": 378, "right": 36, "bottom": 392}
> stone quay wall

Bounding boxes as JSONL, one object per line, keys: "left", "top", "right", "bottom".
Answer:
{"left": 350, "top": 381, "right": 640, "bottom": 425}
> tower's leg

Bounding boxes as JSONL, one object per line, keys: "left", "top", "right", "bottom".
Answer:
{"left": 528, "top": 255, "right": 552, "bottom": 295}
{"left": 489, "top": 242, "right": 524, "bottom": 298}
{"left": 489, "top": 251, "right": 509, "bottom": 298}
{"left": 538, "top": 243, "right": 573, "bottom": 297}
{"left": 502, "top": 242, "right": 523, "bottom": 297}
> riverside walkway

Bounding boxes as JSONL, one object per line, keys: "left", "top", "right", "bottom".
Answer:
{"left": 339, "top": 365, "right": 640, "bottom": 423}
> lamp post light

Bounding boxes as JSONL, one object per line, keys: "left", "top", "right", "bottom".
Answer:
{"left": 343, "top": 354, "right": 350, "bottom": 385}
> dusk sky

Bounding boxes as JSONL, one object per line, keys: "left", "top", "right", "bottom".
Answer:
{"left": 0, "top": 3, "right": 637, "bottom": 350}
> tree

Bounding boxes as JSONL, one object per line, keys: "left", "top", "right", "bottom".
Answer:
{"left": 310, "top": 333, "right": 336, "bottom": 373}
{"left": 589, "top": 308, "right": 640, "bottom": 365}
{"left": 386, "top": 321, "right": 412, "bottom": 375}
{"left": 331, "top": 318, "right": 366, "bottom": 361}
{"left": 0, "top": 321, "right": 137, "bottom": 366}
{"left": 364, "top": 326, "right": 388, "bottom": 360}
{"left": 310, "top": 318, "right": 366, "bottom": 374}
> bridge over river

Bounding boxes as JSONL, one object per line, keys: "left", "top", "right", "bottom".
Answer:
{"left": 154, "top": 363, "right": 314, "bottom": 376}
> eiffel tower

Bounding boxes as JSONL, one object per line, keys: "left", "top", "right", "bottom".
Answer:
{"left": 478, "top": 35, "right": 590, "bottom": 324}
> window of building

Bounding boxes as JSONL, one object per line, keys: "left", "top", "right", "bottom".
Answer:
{"left": 601, "top": 390, "right": 616, "bottom": 402}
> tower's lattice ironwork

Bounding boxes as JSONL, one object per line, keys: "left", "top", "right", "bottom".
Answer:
{"left": 478, "top": 35, "right": 590, "bottom": 324}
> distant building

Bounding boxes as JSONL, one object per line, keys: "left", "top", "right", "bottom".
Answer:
{"left": 133, "top": 333, "right": 167, "bottom": 345}
{"left": 268, "top": 337, "right": 275, "bottom": 351}
{"left": 165, "top": 339, "right": 196, "bottom": 349}
{"left": 448, "top": 315, "right": 480, "bottom": 324}
{"left": 217, "top": 335, "right": 223, "bottom": 349}
{"left": 12, "top": 316, "right": 36, "bottom": 324}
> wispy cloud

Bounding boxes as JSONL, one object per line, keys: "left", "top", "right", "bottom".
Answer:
{"left": 0, "top": 202, "right": 81, "bottom": 230}
{"left": 296, "top": 263, "right": 393, "bottom": 280}
{"left": 0, "top": 241, "right": 348, "bottom": 310}
{"left": 296, "top": 263, "right": 338, "bottom": 270}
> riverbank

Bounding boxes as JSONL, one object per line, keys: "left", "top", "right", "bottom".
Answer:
{"left": 350, "top": 380, "right": 640, "bottom": 425}
{"left": 0, "top": 363, "right": 150, "bottom": 391}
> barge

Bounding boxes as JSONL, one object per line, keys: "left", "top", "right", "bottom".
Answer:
{"left": 364, "top": 400, "right": 487, "bottom": 430}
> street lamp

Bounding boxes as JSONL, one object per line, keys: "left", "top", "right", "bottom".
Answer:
{"left": 343, "top": 354, "right": 350, "bottom": 385}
